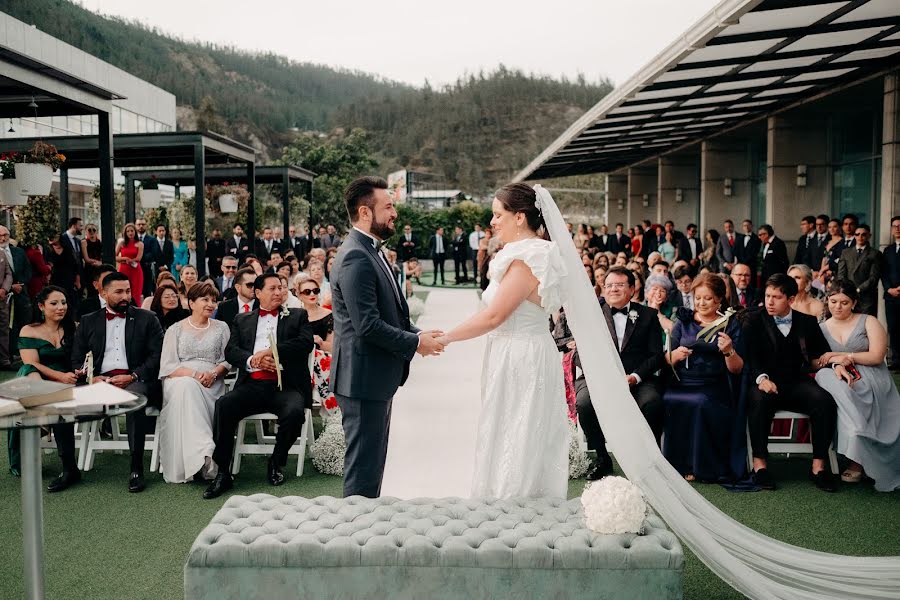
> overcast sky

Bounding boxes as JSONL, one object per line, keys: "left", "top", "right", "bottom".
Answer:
{"left": 77, "top": 0, "right": 720, "bottom": 88}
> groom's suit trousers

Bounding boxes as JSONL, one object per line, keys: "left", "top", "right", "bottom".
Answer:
{"left": 338, "top": 394, "right": 392, "bottom": 498}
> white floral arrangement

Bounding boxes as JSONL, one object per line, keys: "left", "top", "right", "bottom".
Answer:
{"left": 311, "top": 409, "right": 345, "bottom": 476}
{"left": 407, "top": 294, "right": 425, "bottom": 321}
{"left": 568, "top": 421, "right": 590, "bottom": 479}
{"left": 581, "top": 476, "right": 649, "bottom": 535}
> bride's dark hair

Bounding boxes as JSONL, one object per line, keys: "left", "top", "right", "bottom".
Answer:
{"left": 496, "top": 183, "right": 549, "bottom": 239}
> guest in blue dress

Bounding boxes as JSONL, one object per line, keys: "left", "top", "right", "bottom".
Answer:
{"left": 663, "top": 273, "right": 747, "bottom": 482}
{"left": 170, "top": 227, "right": 190, "bottom": 283}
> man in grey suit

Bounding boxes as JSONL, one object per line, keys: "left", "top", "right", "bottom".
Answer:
{"left": 0, "top": 227, "right": 16, "bottom": 369}
{"left": 838, "top": 224, "right": 882, "bottom": 316}
{"left": 715, "top": 219, "right": 743, "bottom": 274}
{"left": 330, "top": 176, "right": 445, "bottom": 498}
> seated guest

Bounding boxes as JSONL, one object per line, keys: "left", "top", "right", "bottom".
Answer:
{"left": 203, "top": 273, "right": 314, "bottom": 499}
{"left": 280, "top": 274, "right": 302, "bottom": 308}
{"left": 243, "top": 254, "right": 264, "bottom": 276}
{"left": 297, "top": 278, "right": 335, "bottom": 411}
{"left": 78, "top": 264, "right": 116, "bottom": 320}
{"left": 214, "top": 267, "right": 257, "bottom": 326}
{"left": 157, "top": 282, "right": 230, "bottom": 483}
{"left": 215, "top": 255, "right": 239, "bottom": 301}
{"left": 275, "top": 261, "right": 292, "bottom": 282}
{"left": 743, "top": 273, "right": 838, "bottom": 492}
{"left": 177, "top": 265, "right": 199, "bottom": 309}
{"left": 404, "top": 257, "right": 422, "bottom": 298}
{"left": 663, "top": 273, "right": 746, "bottom": 482}
{"left": 727, "top": 262, "right": 758, "bottom": 310}
{"left": 814, "top": 281, "right": 900, "bottom": 491}
{"left": 6, "top": 287, "right": 82, "bottom": 487}
{"left": 788, "top": 263, "right": 825, "bottom": 322}
{"left": 575, "top": 267, "right": 664, "bottom": 479}
{"left": 150, "top": 283, "right": 190, "bottom": 331}
{"left": 141, "top": 271, "right": 177, "bottom": 309}
{"left": 71, "top": 272, "right": 164, "bottom": 492}
{"left": 644, "top": 274, "right": 674, "bottom": 335}
{"left": 671, "top": 265, "right": 694, "bottom": 310}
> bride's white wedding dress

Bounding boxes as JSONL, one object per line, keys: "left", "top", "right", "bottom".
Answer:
{"left": 471, "top": 237, "right": 570, "bottom": 499}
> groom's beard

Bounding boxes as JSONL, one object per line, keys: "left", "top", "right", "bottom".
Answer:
{"left": 370, "top": 215, "right": 395, "bottom": 240}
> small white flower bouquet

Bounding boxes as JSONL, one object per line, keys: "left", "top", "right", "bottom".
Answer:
{"left": 568, "top": 421, "right": 590, "bottom": 479}
{"left": 311, "top": 410, "right": 345, "bottom": 476}
{"left": 581, "top": 476, "right": 649, "bottom": 535}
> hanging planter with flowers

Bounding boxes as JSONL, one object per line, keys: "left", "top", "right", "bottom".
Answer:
{"left": 11, "top": 141, "right": 65, "bottom": 197}
{"left": 0, "top": 152, "right": 25, "bottom": 206}
{"left": 140, "top": 176, "right": 161, "bottom": 209}
{"left": 218, "top": 180, "right": 238, "bottom": 213}
{"left": 207, "top": 181, "right": 245, "bottom": 215}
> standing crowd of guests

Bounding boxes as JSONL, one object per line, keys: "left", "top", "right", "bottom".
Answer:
{"left": 558, "top": 214, "right": 900, "bottom": 493}
{"left": 5, "top": 218, "right": 344, "bottom": 499}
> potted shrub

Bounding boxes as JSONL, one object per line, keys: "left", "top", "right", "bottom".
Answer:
{"left": 140, "top": 176, "right": 161, "bottom": 209}
{"left": 217, "top": 180, "right": 238, "bottom": 213}
{"left": 13, "top": 141, "right": 64, "bottom": 196}
{"left": 0, "top": 152, "right": 25, "bottom": 206}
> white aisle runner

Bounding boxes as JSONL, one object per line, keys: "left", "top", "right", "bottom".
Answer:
{"left": 381, "top": 288, "right": 484, "bottom": 499}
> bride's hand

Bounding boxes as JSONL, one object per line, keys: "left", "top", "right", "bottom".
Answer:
{"left": 435, "top": 336, "right": 451, "bottom": 347}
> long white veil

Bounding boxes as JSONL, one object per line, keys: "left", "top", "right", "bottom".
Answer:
{"left": 534, "top": 184, "right": 900, "bottom": 600}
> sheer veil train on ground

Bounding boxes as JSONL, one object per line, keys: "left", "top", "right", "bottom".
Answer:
{"left": 534, "top": 184, "right": 900, "bottom": 600}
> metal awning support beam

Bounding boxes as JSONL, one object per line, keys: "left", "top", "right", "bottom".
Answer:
{"left": 58, "top": 167, "right": 69, "bottom": 233}
{"left": 246, "top": 161, "right": 255, "bottom": 246}
{"left": 98, "top": 111, "right": 115, "bottom": 264}
{"left": 194, "top": 143, "right": 206, "bottom": 277}
{"left": 281, "top": 168, "right": 290, "bottom": 245}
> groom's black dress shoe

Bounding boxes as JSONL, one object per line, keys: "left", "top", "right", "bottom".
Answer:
{"left": 203, "top": 473, "right": 233, "bottom": 499}
{"left": 267, "top": 457, "right": 286, "bottom": 487}
{"left": 810, "top": 469, "right": 838, "bottom": 493}
{"left": 586, "top": 454, "right": 614, "bottom": 481}
{"left": 752, "top": 468, "right": 776, "bottom": 490}
{"left": 128, "top": 471, "right": 146, "bottom": 493}
{"left": 47, "top": 469, "right": 81, "bottom": 493}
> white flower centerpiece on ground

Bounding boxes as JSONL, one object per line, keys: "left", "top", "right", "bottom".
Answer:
{"left": 581, "top": 476, "right": 649, "bottom": 535}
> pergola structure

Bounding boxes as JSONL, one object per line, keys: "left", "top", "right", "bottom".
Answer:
{"left": 121, "top": 164, "right": 315, "bottom": 245}
{"left": 0, "top": 131, "right": 256, "bottom": 274}
{"left": 516, "top": 0, "right": 900, "bottom": 181}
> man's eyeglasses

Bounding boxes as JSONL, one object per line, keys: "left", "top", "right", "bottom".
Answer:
{"left": 223, "top": 265, "right": 237, "bottom": 270}
{"left": 299, "top": 288, "right": 321, "bottom": 296}
{"left": 603, "top": 282, "right": 629, "bottom": 290}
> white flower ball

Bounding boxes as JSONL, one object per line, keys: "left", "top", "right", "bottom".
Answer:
{"left": 581, "top": 476, "right": 648, "bottom": 535}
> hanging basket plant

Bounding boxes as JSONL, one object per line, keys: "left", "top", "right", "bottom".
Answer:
{"left": 206, "top": 182, "right": 248, "bottom": 217}
{"left": 11, "top": 141, "right": 65, "bottom": 197}
{"left": 140, "top": 176, "right": 161, "bottom": 209}
{"left": 0, "top": 153, "right": 25, "bottom": 207}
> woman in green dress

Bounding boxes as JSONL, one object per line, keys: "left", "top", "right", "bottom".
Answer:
{"left": 7, "top": 286, "right": 81, "bottom": 491}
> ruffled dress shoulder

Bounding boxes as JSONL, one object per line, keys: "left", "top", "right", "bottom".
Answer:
{"left": 488, "top": 237, "right": 566, "bottom": 314}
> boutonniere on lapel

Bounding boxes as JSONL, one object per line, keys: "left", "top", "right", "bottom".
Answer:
{"left": 280, "top": 304, "right": 290, "bottom": 317}
{"left": 627, "top": 309, "right": 638, "bottom": 324}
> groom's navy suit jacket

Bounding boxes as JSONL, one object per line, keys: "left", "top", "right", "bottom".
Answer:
{"left": 331, "top": 228, "right": 420, "bottom": 401}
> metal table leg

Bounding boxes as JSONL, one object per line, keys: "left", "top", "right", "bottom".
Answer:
{"left": 20, "top": 427, "right": 45, "bottom": 600}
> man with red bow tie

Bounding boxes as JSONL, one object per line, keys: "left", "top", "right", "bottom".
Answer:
{"left": 204, "top": 273, "right": 314, "bottom": 499}
{"left": 69, "top": 272, "right": 164, "bottom": 493}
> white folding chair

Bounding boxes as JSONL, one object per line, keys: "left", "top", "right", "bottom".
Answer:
{"left": 746, "top": 410, "right": 839, "bottom": 474}
{"left": 82, "top": 407, "right": 160, "bottom": 472}
{"left": 39, "top": 422, "right": 89, "bottom": 469}
{"left": 231, "top": 408, "right": 314, "bottom": 476}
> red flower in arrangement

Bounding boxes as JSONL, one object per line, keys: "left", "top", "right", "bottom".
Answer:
{"left": 319, "top": 355, "right": 331, "bottom": 371}
{"left": 324, "top": 396, "right": 338, "bottom": 410}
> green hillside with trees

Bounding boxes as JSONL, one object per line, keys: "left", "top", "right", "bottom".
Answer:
{"left": 1, "top": 0, "right": 612, "bottom": 199}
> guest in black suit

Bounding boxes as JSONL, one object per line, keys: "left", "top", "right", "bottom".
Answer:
{"left": 50, "top": 218, "right": 84, "bottom": 301}
{"left": 451, "top": 226, "right": 469, "bottom": 283}
{"left": 743, "top": 273, "right": 838, "bottom": 492}
{"left": 727, "top": 262, "right": 759, "bottom": 310}
{"left": 664, "top": 221, "right": 684, "bottom": 244}
{"left": 738, "top": 219, "right": 761, "bottom": 277}
{"left": 206, "top": 229, "right": 227, "bottom": 279}
{"left": 214, "top": 255, "right": 239, "bottom": 301}
{"left": 135, "top": 218, "right": 157, "bottom": 299}
{"left": 70, "top": 272, "right": 164, "bottom": 493}
{"left": 77, "top": 264, "right": 116, "bottom": 320}
{"left": 837, "top": 224, "right": 881, "bottom": 316}
{"left": 881, "top": 216, "right": 900, "bottom": 369}
{"left": 397, "top": 224, "right": 419, "bottom": 262}
{"left": 574, "top": 267, "right": 664, "bottom": 479}
{"left": 429, "top": 227, "right": 447, "bottom": 285}
{"left": 794, "top": 215, "right": 817, "bottom": 269}
{"left": 609, "top": 223, "right": 630, "bottom": 255}
{"left": 214, "top": 267, "right": 257, "bottom": 326}
{"left": 677, "top": 223, "right": 701, "bottom": 273}
{"left": 254, "top": 227, "right": 283, "bottom": 265}
{"left": 283, "top": 225, "right": 310, "bottom": 256}
{"left": 225, "top": 223, "right": 251, "bottom": 263}
{"left": 203, "top": 273, "right": 315, "bottom": 499}
{"left": 808, "top": 214, "right": 830, "bottom": 274}
{"left": 3, "top": 229, "right": 33, "bottom": 354}
{"left": 841, "top": 213, "right": 859, "bottom": 251}
{"left": 152, "top": 225, "right": 175, "bottom": 281}
{"left": 595, "top": 225, "right": 610, "bottom": 253}
{"left": 758, "top": 224, "right": 789, "bottom": 282}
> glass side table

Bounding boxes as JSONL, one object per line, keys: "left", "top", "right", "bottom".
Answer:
{"left": 0, "top": 393, "right": 146, "bottom": 600}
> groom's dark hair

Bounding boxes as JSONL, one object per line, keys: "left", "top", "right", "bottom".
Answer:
{"left": 345, "top": 176, "right": 388, "bottom": 223}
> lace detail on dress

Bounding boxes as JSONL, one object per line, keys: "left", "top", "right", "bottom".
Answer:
{"left": 488, "top": 238, "right": 566, "bottom": 314}
{"left": 159, "top": 319, "right": 231, "bottom": 378}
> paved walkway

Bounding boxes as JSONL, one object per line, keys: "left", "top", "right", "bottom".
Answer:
{"left": 381, "top": 288, "right": 484, "bottom": 499}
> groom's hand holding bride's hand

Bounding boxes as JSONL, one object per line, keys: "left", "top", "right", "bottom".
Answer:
{"left": 416, "top": 330, "right": 446, "bottom": 357}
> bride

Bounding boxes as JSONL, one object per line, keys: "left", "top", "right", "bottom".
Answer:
{"left": 438, "top": 184, "right": 899, "bottom": 600}
{"left": 437, "top": 183, "right": 569, "bottom": 499}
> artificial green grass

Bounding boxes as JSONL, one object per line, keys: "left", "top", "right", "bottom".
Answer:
{"left": 1, "top": 372, "right": 898, "bottom": 599}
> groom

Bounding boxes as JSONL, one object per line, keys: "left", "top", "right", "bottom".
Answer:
{"left": 331, "top": 176, "right": 445, "bottom": 498}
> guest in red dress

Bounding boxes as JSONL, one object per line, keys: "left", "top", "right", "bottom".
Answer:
{"left": 116, "top": 223, "right": 145, "bottom": 304}
{"left": 25, "top": 243, "right": 52, "bottom": 299}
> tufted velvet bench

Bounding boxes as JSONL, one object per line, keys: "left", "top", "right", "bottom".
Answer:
{"left": 184, "top": 495, "right": 683, "bottom": 600}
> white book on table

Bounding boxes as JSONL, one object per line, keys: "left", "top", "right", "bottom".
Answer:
{"left": 0, "top": 398, "right": 25, "bottom": 418}
{"left": 43, "top": 382, "right": 138, "bottom": 412}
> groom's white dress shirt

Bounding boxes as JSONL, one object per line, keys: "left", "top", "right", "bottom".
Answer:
{"left": 246, "top": 310, "right": 278, "bottom": 372}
